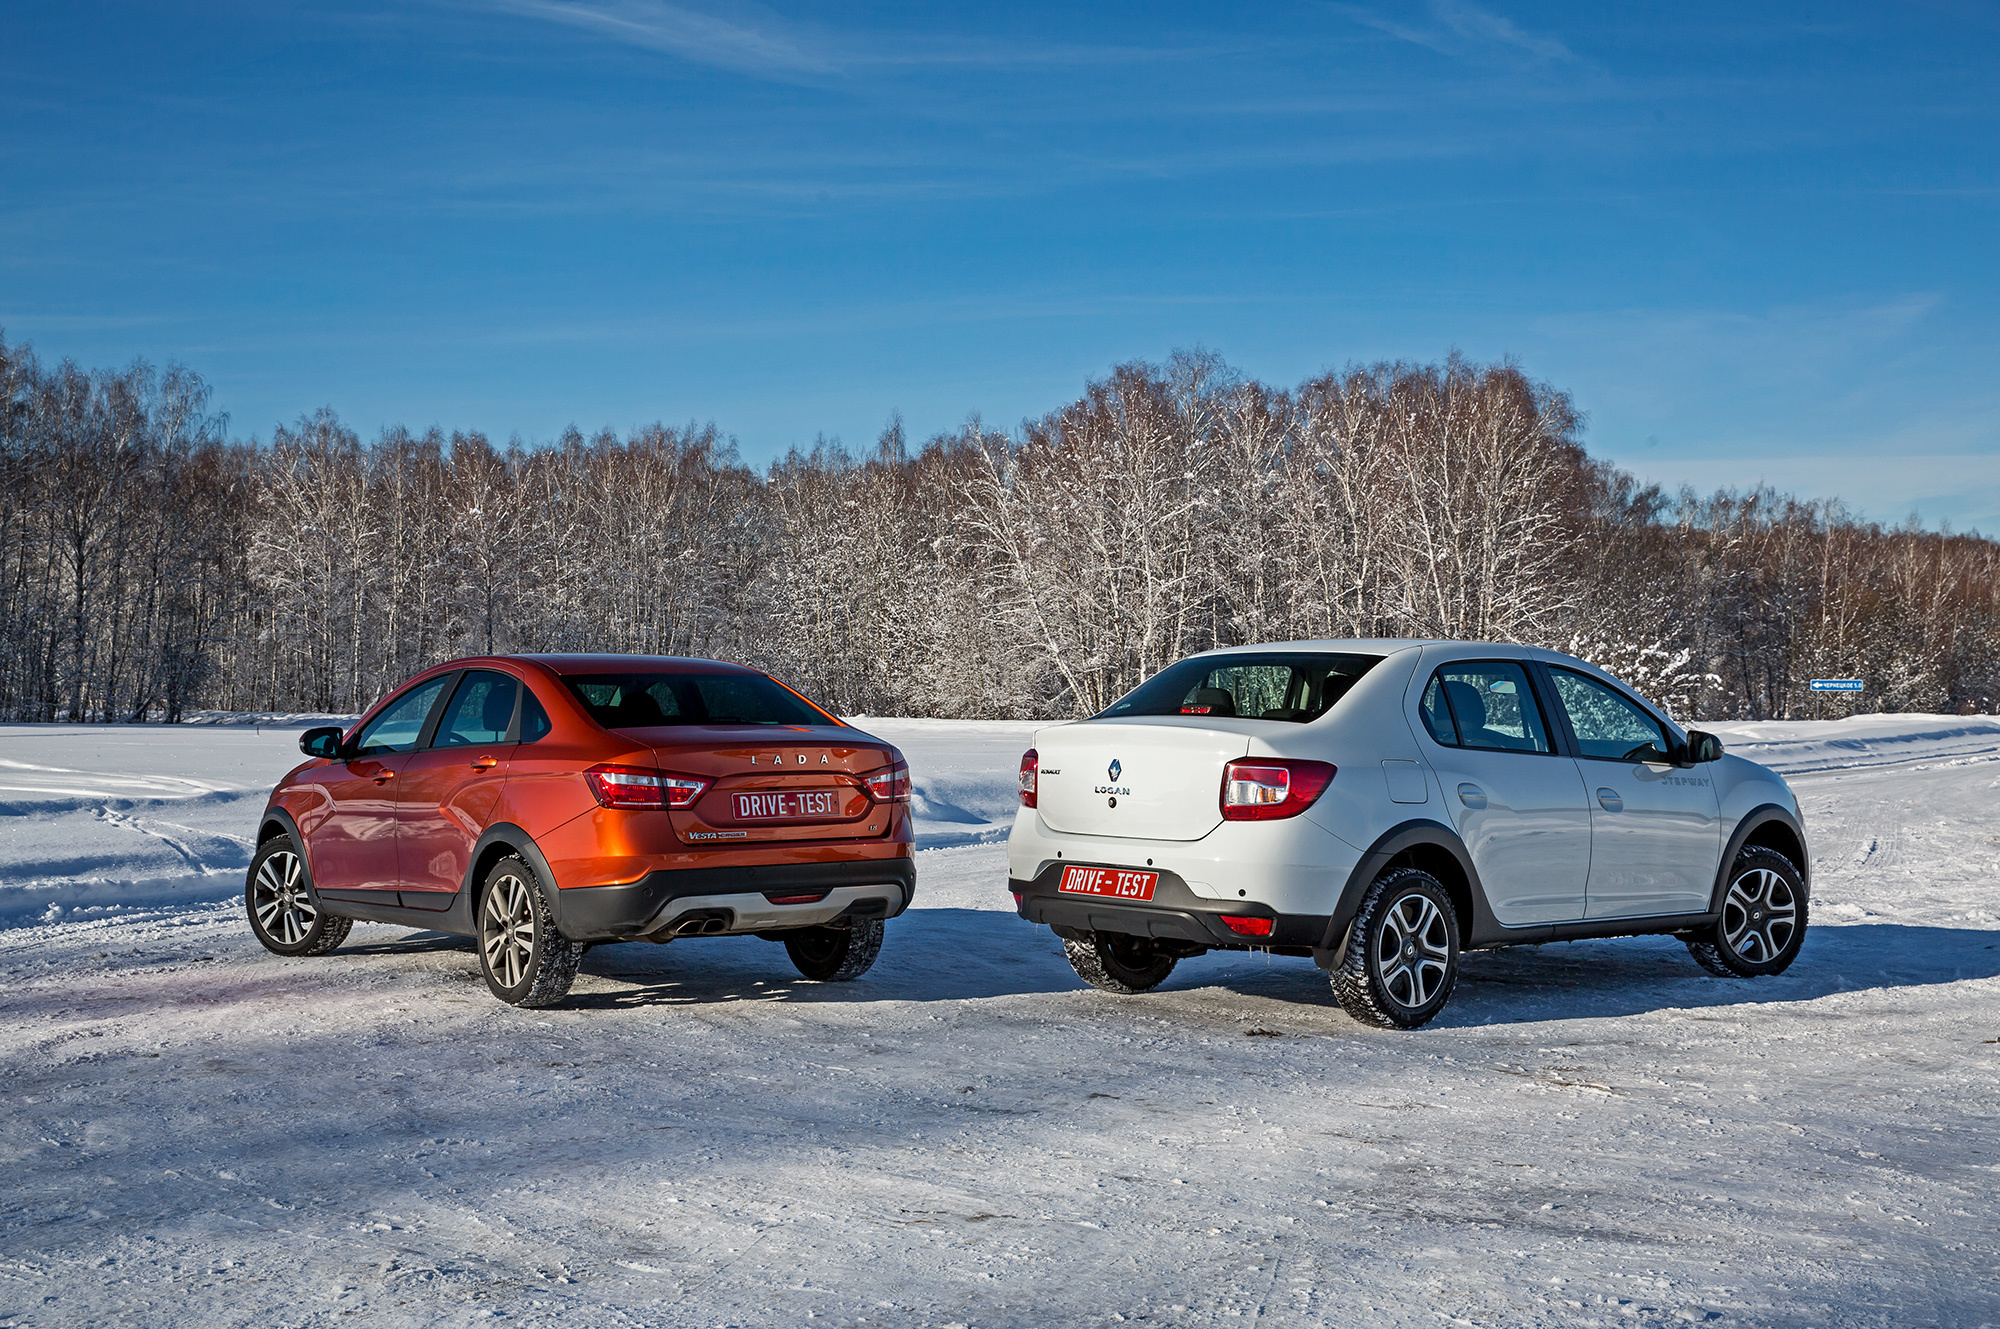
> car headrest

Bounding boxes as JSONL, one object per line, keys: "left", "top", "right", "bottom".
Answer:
{"left": 1443, "top": 680, "right": 1487, "bottom": 731}
{"left": 614, "top": 690, "right": 667, "bottom": 726}
{"left": 1186, "top": 686, "right": 1237, "bottom": 716}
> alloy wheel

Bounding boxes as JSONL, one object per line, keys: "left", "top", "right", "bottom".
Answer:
{"left": 252, "top": 850, "right": 316, "bottom": 946}
{"left": 1375, "top": 891, "right": 1452, "bottom": 1010}
{"left": 482, "top": 872, "right": 537, "bottom": 989}
{"left": 1723, "top": 867, "right": 1798, "bottom": 964}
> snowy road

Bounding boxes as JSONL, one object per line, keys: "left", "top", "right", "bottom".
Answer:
{"left": 2, "top": 716, "right": 1998, "bottom": 1327}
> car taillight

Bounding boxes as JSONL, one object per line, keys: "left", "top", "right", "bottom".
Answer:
{"left": 862, "top": 760, "right": 911, "bottom": 803}
{"left": 585, "top": 764, "right": 708, "bottom": 810}
{"left": 1019, "top": 749, "right": 1038, "bottom": 807}
{"left": 1220, "top": 915, "right": 1275, "bottom": 937}
{"left": 1219, "top": 759, "right": 1336, "bottom": 821}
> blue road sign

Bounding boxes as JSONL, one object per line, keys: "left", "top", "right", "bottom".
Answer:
{"left": 1808, "top": 679, "right": 1864, "bottom": 692}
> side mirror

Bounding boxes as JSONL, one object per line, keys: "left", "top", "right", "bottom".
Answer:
{"left": 1685, "top": 730, "right": 1723, "bottom": 764}
{"left": 299, "top": 726, "right": 345, "bottom": 759}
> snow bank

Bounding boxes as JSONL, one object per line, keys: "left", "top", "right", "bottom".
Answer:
{"left": 1703, "top": 712, "right": 2000, "bottom": 775}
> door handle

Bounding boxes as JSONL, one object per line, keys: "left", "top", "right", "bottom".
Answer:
{"left": 1456, "top": 783, "right": 1487, "bottom": 809}
{"left": 470, "top": 755, "right": 498, "bottom": 771}
{"left": 1596, "top": 787, "right": 1623, "bottom": 812}
{"left": 373, "top": 771, "right": 395, "bottom": 785}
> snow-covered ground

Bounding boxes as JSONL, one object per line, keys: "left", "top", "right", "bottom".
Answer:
{"left": 2, "top": 714, "right": 1997, "bottom": 1327}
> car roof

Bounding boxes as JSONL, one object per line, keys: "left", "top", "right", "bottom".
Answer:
{"left": 1195, "top": 638, "right": 1570, "bottom": 660}
{"left": 505, "top": 654, "right": 762, "bottom": 675}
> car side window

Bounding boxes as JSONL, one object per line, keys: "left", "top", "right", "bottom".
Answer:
{"left": 519, "top": 688, "right": 552, "bottom": 743}
{"left": 1432, "top": 663, "right": 1552, "bottom": 754}
{"left": 434, "top": 670, "right": 518, "bottom": 748}
{"left": 1419, "top": 676, "right": 1459, "bottom": 745}
{"left": 1550, "top": 669, "right": 1672, "bottom": 763}
{"left": 352, "top": 676, "right": 450, "bottom": 756}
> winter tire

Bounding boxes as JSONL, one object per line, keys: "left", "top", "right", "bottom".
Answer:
{"left": 1686, "top": 845, "right": 1808, "bottom": 978}
{"left": 1329, "top": 867, "right": 1459, "bottom": 1030}
{"left": 785, "top": 918, "right": 885, "bottom": 981}
{"left": 1064, "top": 931, "right": 1178, "bottom": 995}
{"left": 245, "top": 835, "right": 351, "bottom": 957}
{"left": 478, "top": 856, "right": 583, "bottom": 1007}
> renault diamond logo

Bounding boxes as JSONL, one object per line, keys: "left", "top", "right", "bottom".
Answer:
{"left": 1107, "top": 759, "right": 1122, "bottom": 782}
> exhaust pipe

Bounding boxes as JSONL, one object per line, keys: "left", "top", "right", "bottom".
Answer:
{"left": 641, "top": 908, "right": 735, "bottom": 943}
{"left": 673, "top": 908, "right": 734, "bottom": 937}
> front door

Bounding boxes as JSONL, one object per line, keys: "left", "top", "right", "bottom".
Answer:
{"left": 1545, "top": 667, "right": 1722, "bottom": 919}
{"left": 304, "top": 673, "right": 453, "bottom": 896}
{"left": 396, "top": 669, "right": 518, "bottom": 907}
{"left": 1415, "top": 661, "right": 1592, "bottom": 926}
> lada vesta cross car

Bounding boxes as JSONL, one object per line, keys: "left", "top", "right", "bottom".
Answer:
{"left": 1009, "top": 641, "right": 1808, "bottom": 1028}
{"left": 246, "top": 655, "right": 915, "bottom": 1006}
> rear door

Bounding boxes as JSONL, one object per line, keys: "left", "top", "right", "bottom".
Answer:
{"left": 396, "top": 668, "right": 519, "bottom": 907}
{"left": 303, "top": 674, "right": 452, "bottom": 896}
{"left": 1543, "top": 666, "right": 1721, "bottom": 919}
{"left": 1414, "top": 660, "right": 1591, "bottom": 925}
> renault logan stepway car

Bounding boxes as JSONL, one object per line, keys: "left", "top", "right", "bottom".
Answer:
{"left": 1008, "top": 640, "right": 1808, "bottom": 1028}
{"left": 246, "top": 655, "right": 915, "bottom": 1006}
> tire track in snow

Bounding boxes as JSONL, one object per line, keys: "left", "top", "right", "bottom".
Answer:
{"left": 92, "top": 807, "right": 217, "bottom": 875}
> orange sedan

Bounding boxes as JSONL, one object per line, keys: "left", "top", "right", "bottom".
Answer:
{"left": 247, "top": 655, "right": 914, "bottom": 1006}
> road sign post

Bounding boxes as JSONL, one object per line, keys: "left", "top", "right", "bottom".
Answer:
{"left": 1808, "top": 678, "right": 1864, "bottom": 720}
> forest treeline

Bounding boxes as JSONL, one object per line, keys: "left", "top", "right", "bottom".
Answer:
{"left": 2, "top": 333, "right": 1995, "bottom": 724}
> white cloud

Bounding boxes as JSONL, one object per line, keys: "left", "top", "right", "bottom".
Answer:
{"left": 481, "top": 0, "right": 840, "bottom": 76}
{"left": 1329, "top": 0, "right": 1576, "bottom": 66}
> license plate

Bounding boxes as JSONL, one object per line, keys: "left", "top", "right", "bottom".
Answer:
{"left": 733, "top": 790, "right": 843, "bottom": 821}
{"left": 1058, "top": 865, "right": 1158, "bottom": 901}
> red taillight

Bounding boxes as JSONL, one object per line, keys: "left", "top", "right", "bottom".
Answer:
{"left": 861, "top": 760, "right": 911, "bottom": 803}
{"left": 1219, "top": 759, "right": 1336, "bottom": 821}
{"left": 1220, "top": 915, "right": 1275, "bottom": 937}
{"left": 585, "top": 764, "right": 708, "bottom": 810}
{"left": 1019, "top": 749, "right": 1038, "bottom": 808}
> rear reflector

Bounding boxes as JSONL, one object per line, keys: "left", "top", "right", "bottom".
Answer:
{"left": 1219, "top": 759, "right": 1336, "bottom": 821}
{"left": 1019, "top": 749, "right": 1038, "bottom": 807}
{"left": 1220, "top": 915, "right": 1275, "bottom": 937}
{"left": 764, "top": 891, "right": 829, "bottom": 905}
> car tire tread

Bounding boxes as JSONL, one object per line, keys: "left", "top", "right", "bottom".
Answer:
{"left": 1329, "top": 866, "right": 1460, "bottom": 1030}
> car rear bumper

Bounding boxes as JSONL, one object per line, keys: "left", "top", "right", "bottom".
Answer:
{"left": 1009, "top": 861, "right": 1332, "bottom": 952}
{"left": 557, "top": 857, "right": 917, "bottom": 941}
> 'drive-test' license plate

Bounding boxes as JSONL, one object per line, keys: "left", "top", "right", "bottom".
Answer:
{"left": 734, "top": 790, "right": 843, "bottom": 820}
{"left": 1058, "top": 865, "right": 1159, "bottom": 901}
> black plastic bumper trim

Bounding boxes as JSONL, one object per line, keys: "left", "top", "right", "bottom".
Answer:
{"left": 558, "top": 857, "right": 917, "bottom": 941}
{"left": 1009, "top": 862, "right": 1329, "bottom": 950}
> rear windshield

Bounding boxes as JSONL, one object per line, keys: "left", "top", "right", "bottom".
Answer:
{"left": 1096, "top": 652, "right": 1383, "bottom": 723}
{"left": 561, "top": 672, "right": 834, "bottom": 729}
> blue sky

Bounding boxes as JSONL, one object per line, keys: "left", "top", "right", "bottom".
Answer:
{"left": 3, "top": 1, "right": 1997, "bottom": 531}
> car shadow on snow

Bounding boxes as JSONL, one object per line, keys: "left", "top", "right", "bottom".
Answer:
{"left": 1436, "top": 922, "right": 2000, "bottom": 1026}
{"left": 347, "top": 910, "right": 2000, "bottom": 1024}
{"left": 559, "top": 907, "right": 1083, "bottom": 1008}
{"left": 338, "top": 929, "right": 475, "bottom": 956}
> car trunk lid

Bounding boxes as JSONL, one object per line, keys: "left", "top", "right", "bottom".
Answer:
{"left": 1033, "top": 719, "right": 1257, "bottom": 841}
{"left": 634, "top": 726, "right": 902, "bottom": 845}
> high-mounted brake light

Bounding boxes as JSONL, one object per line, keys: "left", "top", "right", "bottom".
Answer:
{"left": 1019, "top": 749, "right": 1039, "bottom": 808}
{"left": 862, "top": 760, "right": 911, "bottom": 803}
{"left": 1219, "top": 759, "right": 1336, "bottom": 821}
{"left": 585, "top": 763, "right": 708, "bottom": 810}
{"left": 1220, "top": 915, "right": 1275, "bottom": 937}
